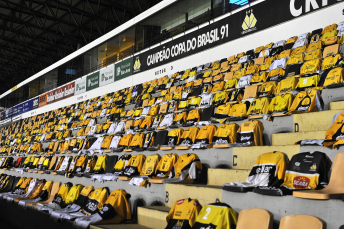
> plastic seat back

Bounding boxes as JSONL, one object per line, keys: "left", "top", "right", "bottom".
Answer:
{"left": 279, "top": 215, "right": 324, "bottom": 229}
{"left": 237, "top": 208, "right": 273, "bottom": 229}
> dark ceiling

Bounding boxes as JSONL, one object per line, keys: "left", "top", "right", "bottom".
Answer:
{"left": 0, "top": 0, "right": 161, "bottom": 94}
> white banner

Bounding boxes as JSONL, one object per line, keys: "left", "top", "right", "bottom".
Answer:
{"left": 99, "top": 64, "right": 115, "bottom": 87}
{"left": 75, "top": 78, "right": 86, "bottom": 95}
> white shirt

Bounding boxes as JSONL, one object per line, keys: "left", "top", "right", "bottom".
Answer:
{"left": 237, "top": 75, "right": 253, "bottom": 88}
{"left": 270, "top": 58, "right": 287, "bottom": 70}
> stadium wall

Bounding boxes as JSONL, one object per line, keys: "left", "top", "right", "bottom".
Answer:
{"left": 18, "top": 1, "right": 344, "bottom": 120}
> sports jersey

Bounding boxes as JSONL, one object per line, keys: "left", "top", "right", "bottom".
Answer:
{"left": 296, "top": 74, "right": 320, "bottom": 89}
{"left": 172, "top": 112, "right": 187, "bottom": 126}
{"left": 211, "top": 103, "right": 231, "bottom": 123}
{"left": 152, "top": 153, "right": 179, "bottom": 179}
{"left": 185, "top": 109, "right": 201, "bottom": 125}
{"left": 321, "top": 30, "right": 338, "bottom": 42}
{"left": 111, "top": 154, "right": 131, "bottom": 177}
{"left": 281, "top": 152, "right": 331, "bottom": 191}
{"left": 160, "top": 114, "right": 174, "bottom": 128}
{"left": 212, "top": 91, "right": 229, "bottom": 105}
{"left": 58, "top": 156, "right": 72, "bottom": 172}
{"left": 293, "top": 38, "right": 308, "bottom": 49}
{"left": 129, "top": 133, "right": 145, "bottom": 149}
{"left": 166, "top": 198, "right": 202, "bottom": 229}
{"left": 322, "top": 54, "right": 342, "bottom": 70}
{"left": 268, "top": 93, "right": 294, "bottom": 114}
{"left": 143, "top": 132, "right": 155, "bottom": 148}
{"left": 139, "top": 116, "right": 153, "bottom": 130}
{"left": 235, "top": 120, "right": 264, "bottom": 146}
{"left": 267, "top": 68, "right": 285, "bottom": 81}
{"left": 73, "top": 189, "right": 131, "bottom": 229}
{"left": 67, "top": 187, "right": 109, "bottom": 219}
{"left": 323, "top": 67, "right": 344, "bottom": 86}
{"left": 114, "top": 121, "right": 126, "bottom": 133}
{"left": 287, "top": 89, "right": 320, "bottom": 114}
{"left": 109, "top": 136, "right": 121, "bottom": 149}
{"left": 324, "top": 112, "right": 344, "bottom": 141}
{"left": 101, "top": 136, "right": 113, "bottom": 149}
{"left": 236, "top": 75, "right": 252, "bottom": 88}
{"left": 229, "top": 101, "right": 250, "bottom": 118}
{"left": 250, "top": 72, "right": 268, "bottom": 84}
{"left": 246, "top": 65, "right": 259, "bottom": 75}
{"left": 199, "top": 93, "right": 213, "bottom": 107}
{"left": 270, "top": 58, "right": 287, "bottom": 70}
{"left": 212, "top": 124, "right": 239, "bottom": 145}
{"left": 304, "top": 49, "right": 322, "bottom": 61}
{"left": 118, "top": 134, "right": 133, "bottom": 149}
{"left": 89, "top": 137, "right": 104, "bottom": 151}
{"left": 224, "top": 152, "right": 288, "bottom": 188}
{"left": 93, "top": 155, "right": 108, "bottom": 174}
{"left": 307, "top": 41, "right": 322, "bottom": 52}
{"left": 179, "top": 127, "right": 199, "bottom": 146}
{"left": 192, "top": 202, "right": 238, "bottom": 229}
{"left": 193, "top": 125, "right": 217, "bottom": 147}
{"left": 38, "top": 182, "right": 72, "bottom": 211}
{"left": 300, "top": 59, "right": 321, "bottom": 75}
{"left": 286, "top": 53, "right": 304, "bottom": 66}
{"left": 166, "top": 128, "right": 184, "bottom": 147}
{"left": 275, "top": 77, "right": 298, "bottom": 94}
{"left": 188, "top": 97, "right": 202, "bottom": 108}
{"left": 224, "top": 78, "right": 238, "bottom": 89}
{"left": 129, "top": 154, "right": 161, "bottom": 186}
{"left": 178, "top": 100, "right": 189, "bottom": 110}
{"left": 165, "top": 153, "right": 202, "bottom": 183}
{"left": 233, "top": 68, "right": 246, "bottom": 79}
{"left": 291, "top": 45, "right": 307, "bottom": 56}
{"left": 247, "top": 97, "right": 270, "bottom": 116}
{"left": 123, "top": 154, "right": 146, "bottom": 177}
{"left": 131, "top": 118, "right": 143, "bottom": 131}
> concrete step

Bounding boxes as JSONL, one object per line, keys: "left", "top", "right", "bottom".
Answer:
{"left": 293, "top": 110, "right": 339, "bottom": 132}
{"left": 271, "top": 131, "right": 326, "bottom": 146}
{"left": 232, "top": 145, "right": 299, "bottom": 169}
{"left": 329, "top": 101, "right": 344, "bottom": 111}
{"left": 165, "top": 184, "right": 222, "bottom": 208}
{"left": 137, "top": 206, "right": 169, "bottom": 229}
{"left": 207, "top": 168, "right": 250, "bottom": 186}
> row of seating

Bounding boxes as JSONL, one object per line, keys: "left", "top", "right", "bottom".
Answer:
{"left": 1, "top": 20, "right": 344, "bottom": 229}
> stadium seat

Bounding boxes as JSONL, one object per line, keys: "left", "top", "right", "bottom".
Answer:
{"left": 279, "top": 215, "right": 325, "bottom": 229}
{"left": 27, "top": 181, "right": 61, "bottom": 208}
{"left": 236, "top": 208, "right": 273, "bottom": 229}
{"left": 293, "top": 152, "right": 344, "bottom": 199}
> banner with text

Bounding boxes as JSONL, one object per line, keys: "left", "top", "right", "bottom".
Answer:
{"left": 132, "top": 0, "right": 341, "bottom": 74}
{"left": 115, "top": 57, "right": 133, "bottom": 81}
{"left": 38, "top": 93, "right": 47, "bottom": 108}
{"left": 75, "top": 78, "right": 86, "bottom": 95}
{"left": 47, "top": 82, "right": 75, "bottom": 104}
{"left": 22, "top": 99, "right": 33, "bottom": 113}
{"left": 86, "top": 71, "right": 100, "bottom": 91}
{"left": 99, "top": 64, "right": 115, "bottom": 87}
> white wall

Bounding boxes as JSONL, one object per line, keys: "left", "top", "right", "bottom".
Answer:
{"left": 21, "top": 3, "right": 344, "bottom": 119}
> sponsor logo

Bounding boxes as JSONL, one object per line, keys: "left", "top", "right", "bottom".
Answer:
{"left": 293, "top": 176, "right": 310, "bottom": 189}
{"left": 310, "top": 163, "right": 317, "bottom": 171}
{"left": 88, "top": 79, "right": 92, "bottom": 87}
{"left": 242, "top": 9, "right": 257, "bottom": 34}
{"left": 133, "top": 58, "right": 141, "bottom": 71}
{"left": 177, "top": 199, "right": 184, "bottom": 205}
{"left": 117, "top": 67, "right": 121, "bottom": 76}
{"left": 305, "top": 155, "right": 313, "bottom": 158}
{"left": 295, "top": 162, "right": 301, "bottom": 166}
